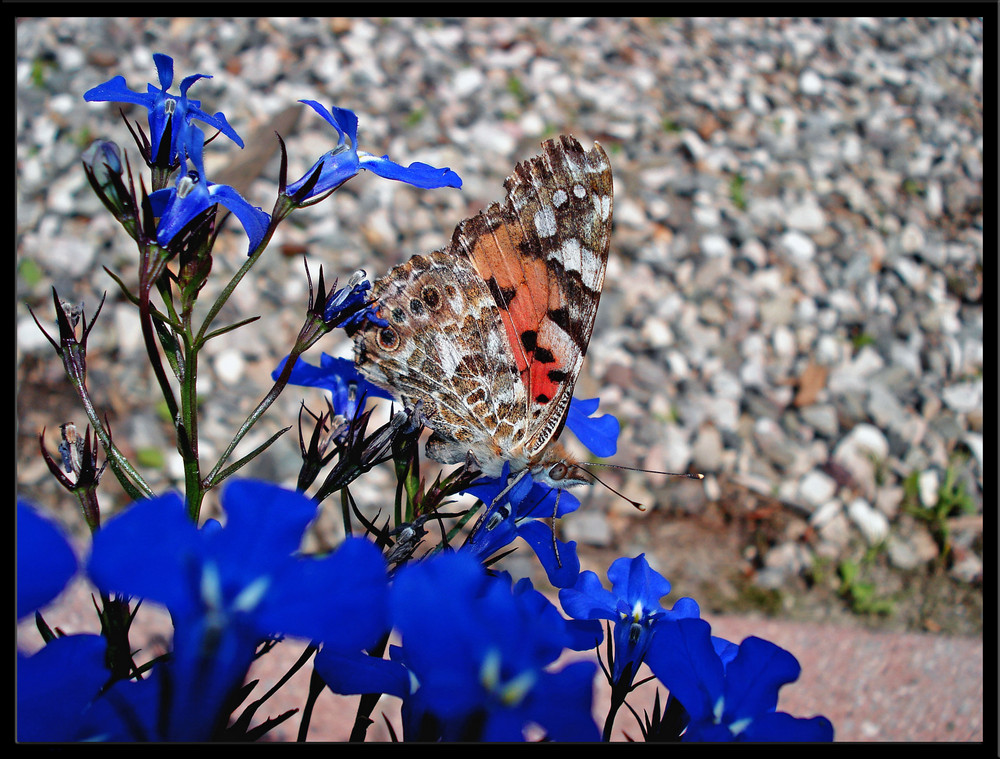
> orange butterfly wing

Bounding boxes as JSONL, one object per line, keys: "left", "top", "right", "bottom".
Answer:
{"left": 450, "top": 136, "right": 613, "bottom": 456}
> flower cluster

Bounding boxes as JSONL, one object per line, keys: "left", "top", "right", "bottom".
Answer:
{"left": 18, "top": 481, "right": 833, "bottom": 742}
{"left": 19, "top": 53, "right": 834, "bottom": 743}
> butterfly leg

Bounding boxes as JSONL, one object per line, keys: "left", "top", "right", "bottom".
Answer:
{"left": 550, "top": 488, "right": 563, "bottom": 569}
{"left": 484, "top": 467, "right": 530, "bottom": 529}
{"left": 405, "top": 399, "right": 432, "bottom": 432}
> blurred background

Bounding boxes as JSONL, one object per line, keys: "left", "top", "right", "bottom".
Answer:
{"left": 16, "top": 18, "right": 983, "bottom": 741}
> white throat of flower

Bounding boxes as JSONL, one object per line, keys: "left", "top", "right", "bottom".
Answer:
{"left": 479, "top": 648, "right": 536, "bottom": 707}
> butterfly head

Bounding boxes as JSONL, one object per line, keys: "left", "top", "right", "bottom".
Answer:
{"left": 530, "top": 442, "right": 590, "bottom": 490}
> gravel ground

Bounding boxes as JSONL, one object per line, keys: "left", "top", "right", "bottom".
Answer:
{"left": 16, "top": 17, "right": 984, "bottom": 742}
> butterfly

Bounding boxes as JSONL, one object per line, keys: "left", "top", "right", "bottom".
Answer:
{"left": 352, "top": 135, "right": 613, "bottom": 498}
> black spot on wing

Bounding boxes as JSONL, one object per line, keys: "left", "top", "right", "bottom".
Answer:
{"left": 548, "top": 306, "right": 571, "bottom": 332}
{"left": 486, "top": 276, "right": 517, "bottom": 309}
{"left": 520, "top": 330, "right": 538, "bottom": 352}
{"left": 534, "top": 346, "right": 556, "bottom": 364}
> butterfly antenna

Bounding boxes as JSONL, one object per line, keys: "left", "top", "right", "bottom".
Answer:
{"left": 571, "top": 464, "right": 704, "bottom": 512}
{"left": 582, "top": 461, "right": 704, "bottom": 479}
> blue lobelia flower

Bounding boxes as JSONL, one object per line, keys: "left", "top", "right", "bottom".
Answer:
{"left": 285, "top": 100, "right": 462, "bottom": 200}
{"left": 274, "top": 352, "right": 394, "bottom": 423}
{"left": 17, "top": 634, "right": 109, "bottom": 742}
{"left": 461, "top": 461, "right": 583, "bottom": 589}
{"left": 315, "top": 569, "right": 601, "bottom": 706}
{"left": 147, "top": 126, "right": 271, "bottom": 255}
{"left": 559, "top": 554, "right": 700, "bottom": 685}
{"left": 16, "top": 500, "right": 78, "bottom": 620}
{"left": 564, "top": 396, "right": 619, "bottom": 458}
{"left": 509, "top": 574, "right": 604, "bottom": 655}
{"left": 319, "top": 270, "right": 383, "bottom": 330}
{"left": 459, "top": 397, "right": 620, "bottom": 588}
{"left": 644, "top": 618, "right": 835, "bottom": 742}
{"left": 388, "top": 551, "right": 600, "bottom": 741}
{"left": 84, "top": 52, "right": 243, "bottom": 167}
{"left": 85, "top": 480, "right": 389, "bottom": 740}
{"left": 16, "top": 503, "right": 111, "bottom": 741}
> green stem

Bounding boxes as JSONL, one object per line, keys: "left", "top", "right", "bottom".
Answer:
{"left": 201, "top": 345, "right": 304, "bottom": 492}
{"left": 137, "top": 248, "right": 180, "bottom": 427}
{"left": 194, "top": 216, "right": 279, "bottom": 347}
{"left": 179, "top": 324, "right": 203, "bottom": 520}
{"left": 65, "top": 369, "right": 152, "bottom": 501}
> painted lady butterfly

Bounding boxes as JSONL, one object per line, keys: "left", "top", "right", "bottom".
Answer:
{"left": 353, "top": 135, "right": 613, "bottom": 495}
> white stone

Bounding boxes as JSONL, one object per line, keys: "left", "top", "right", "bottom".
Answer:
{"left": 918, "top": 469, "right": 940, "bottom": 508}
{"left": 847, "top": 498, "right": 890, "bottom": 545}
{"left": 941, "top": 380, "right": 982, "bottom": 414}
{"left": 798, "top": 470, "right": 838, "bottom": 508}
{"left": 779, "top": 230, "right": 816, "bottom": 262}
{"left": 810, "top": 499, "right": 843, "bottom": 529}
{"left": 700, "top": 234, "right": 732, "bottom": 258}
{"left": 772, "top": 326, "right": 796, "bottom": 359}
{"left": 787, "top": 201, "right": 826, "bottom": 233}
{"left": 214, "top": 348, "right": 246, "bottom": 385}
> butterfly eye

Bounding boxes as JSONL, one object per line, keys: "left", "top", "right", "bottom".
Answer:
{"left": 548, "top": 462, "right": 569, "bottom": 481}
{"left": 377, "top": 326, "right": 400, "bottom": 351}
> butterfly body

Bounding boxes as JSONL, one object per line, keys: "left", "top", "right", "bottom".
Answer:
{"left": 353, "top": 136, "right": 613, "bottom": 490}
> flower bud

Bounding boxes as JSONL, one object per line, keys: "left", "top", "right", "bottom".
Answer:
{"left": 81, "top": 140, "right": 122, "bottom": 185}
{"left": 81, "top": 140, "right": 138, "bottom": 236}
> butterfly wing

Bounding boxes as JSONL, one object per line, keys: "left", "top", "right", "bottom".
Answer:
{"left": 353, "top": 250, "right": 525, "bottom": 463}
{"left": 353, "top": 136, "right": 613, "bottom": 477}
{"left": 449, "top": 136, "right": 613, "bottom": 458}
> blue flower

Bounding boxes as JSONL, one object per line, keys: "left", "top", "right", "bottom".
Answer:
{"left": 461, "top": 462, "right": 583, "bottom": 588}
{"left": 314, "top": 646, "right": 412, "bottom": 702}
{"left": 147, "top": 126, "right": 270, "bottom": 255}
{"left": 389, "top": 551, "right": 599, "bottom": 741}
{"left": 509, "top": 575, "right": 604, "bottom": 654}
{"left": 320, "top": 271, "right": 378, "bottom": 328}
{"left": 77, "top": 665, "right": 171, "bottom": 741}
{"left": 84, "top": 52, "right": 243, "bottom": 167}
{"left": 565, "top": 396, "right": 619, "bottom": 458}
{"left": 17, "top": 634, "right": 109, "bottom": 741}
{"left": 81, "top": 139, "right": 123, "bottom": 186}
{"left": 458, "top": 398, "right": 619, "bottom": 588}
{"left": 274, "top": 352, "right": 394, "bottom": 423}
{"left": 644, "top": 618, "right": 834, "bottom": 742}
{"left": 85, "top": 480, "right": 389, "bottom": 740}
{"left": 285, "top": 100, "right": 462, "bottom": 200}
{"left": 17, "top": 501, "right": 78, "bottom": 620}
{"left": 559, "top": 554, "right": 700, "bottom": 684}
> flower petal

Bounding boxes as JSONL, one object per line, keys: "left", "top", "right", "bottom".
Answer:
{"left": 17, "top": 502, "right": 78, "bottom": 619}
{"left": 214, "top": 480, "right": 318, "bottom": 564}
{"left": 359, "top": 153, "right": 463, "bottom": 189}
{"left": 257, "top": 536, "right": 389, "bottom": 651}
{"left": 17, "top": 635, "right": 108, "bottom": 741}
{"left": 275, "top": 353, "right": 393, "bottom": 418}
{"left": 721, "top": 636, "right": 801, "bottom": 721}
{"left": 207, "top": 184, "right": 271, "bottom": 254}
{"left": 315, "top": 649, "right": 410, "bottom": 699}
{"left": 741, "top": 711, "right": 835, "bottom": 742}
{"left": 83, "top": 75, "right": 155, "bottom": 107}
{"left": 558, "top": 569, "right": 619, "bottom": 622}
{"left": 87, "top": 492, "right": 200, "bottom": 614}
{"left": 517, "top": 519, "right": 580, "bottom": 588}
{"left": 644, "top": 618, "right": 724, "bottom": 724}
{"left": 566, "top": 397, "right": 619, "bottom": 457}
